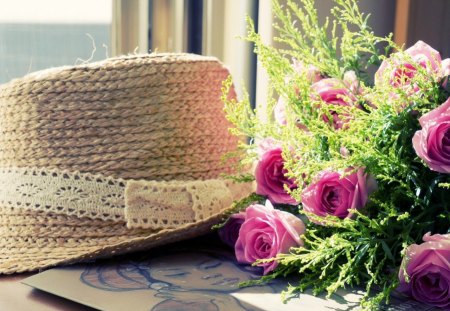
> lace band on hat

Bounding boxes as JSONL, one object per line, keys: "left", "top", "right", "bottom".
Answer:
{"left": 0, "top": 167, "right": 252, "bottom": 230}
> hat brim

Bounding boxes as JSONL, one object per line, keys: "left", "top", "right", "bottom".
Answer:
{"left": 0, "top": 204, "right": 232, "bottom": 274}
{"left": 0, "top": 166, "right": 253, "bottom": 274}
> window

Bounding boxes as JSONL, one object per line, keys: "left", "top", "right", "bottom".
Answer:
{"left": 2, "top": 0, "right": 447, "bottom": 100}
{"left": 395, "top": 0, "right": 450, "bottom": 58}
{"left": 149, "top": 0, "right": 259, "bottom": 104}
{"left": 0, "top": 0, "right": 112, "bottom": 84}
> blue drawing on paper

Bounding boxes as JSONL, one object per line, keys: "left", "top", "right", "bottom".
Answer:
{"left": 80, "top": 249, "right": 274, "bottom": 311}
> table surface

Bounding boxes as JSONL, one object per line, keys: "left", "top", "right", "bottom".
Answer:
{"left": 0, "top": 273, "right": 94, "bottom": 311}
{"left": 0, "top": 235, "right": 434, "bottom": 311}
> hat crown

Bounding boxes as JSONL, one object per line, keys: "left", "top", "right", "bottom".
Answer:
{"left": 0, "top": 53, "right": 237, "bottom": 180}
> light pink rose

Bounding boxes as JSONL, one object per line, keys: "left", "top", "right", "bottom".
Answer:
{"left": 406, "top": 40, "right": 441, "bottom": 73}
{"left": 274, "top": 60, "right": 323, "bottom": 126}
{"left": 398, "top": 232, "right": 450, "bottom": 308}
{"left": 256, "top": 138, "right": 281, "bottom": 159}
{"left": 343, "top": 70, "right": 360, "bottom": 94}
{"left": 311, "top": 78, "right": 356, "bottom": 129}
{"left": 412, "top": 98, "right": 450, "bottom": 173}
{"left": 274, "top": 97, "right": 310, "bottom": 130}
{"left": 301, "top": 168, "right": 377, "bottom": 222}
{"left": 235, "top": 201, "right": 306, "bottom": 274}
{"left": 274, "top": 97, "right": 288, "bottom": 125}
{"left": 441, "top": 58, "right": 450, "bottom": 87}
{"left": 375, "top": 40, "right": 442, "bottom": 89}
{"left": 292, "top": 59, "right": 322, "bottom": 83}
{"left": 441, "top": 58, "right": 450, "bottom": 77}
{"left": 255, "top": 147, "right": 297, "bottom": 205}
{"left": 343, "top": 70, "right": 373, "bottom": 109}
{"left": 340, "top": 146, "right": 350, "bottom": 158}
{"left": 218, "top": 212, "right": 246, "bottom": 248}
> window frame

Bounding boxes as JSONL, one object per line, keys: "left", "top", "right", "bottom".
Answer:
{"left": 112, "top": 0, "right": 149, "bottom": 56}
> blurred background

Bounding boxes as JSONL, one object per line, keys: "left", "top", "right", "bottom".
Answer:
{"left": 0, "top": 0, "right": 448, "bottom": 106}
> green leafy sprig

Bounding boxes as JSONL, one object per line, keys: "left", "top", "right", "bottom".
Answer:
{"left": 222, "top": 0, "right": 450, "bottom": 309}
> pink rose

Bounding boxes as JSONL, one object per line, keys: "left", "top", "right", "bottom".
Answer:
{"left": 398, "top": 232, "right": 450, "bottom": 309}
{"left": 218, "top": 212, "right": 246, "bottom": 248}
{"left": 235, "top": 201, "right": 306, "bottom": 274}
{"left": 311, "top": 78, "right": 356, "bottom": 129}
{"left": 301, "top": 168, "right": 377, "bottom": 222}
{"left": 375, "top": 40, "right": 441, "bottom": 89}
{"left": 255, "top": 147, "right": 297, "bottom": 205}
{"left": 412, "top": 98, "right": 450, "bottom": 173}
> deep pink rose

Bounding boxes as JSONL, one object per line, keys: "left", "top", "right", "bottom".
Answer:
{"left": 398, "top": 232, "right": 450, "bottom": 308}
{"left": 235, "top": 201, "right": 306, "bottom": 274}
{"left": 375, "top": 40, "right": 441, "bottom": 89}
{"left": 218, "top": 212, "right": 246, "bottom": 248}
{"left": 301, "top": 168, "right": 377, "bottom": 222}
{"left": 255, "top": 147, "right": 297, "bottom": 205}
{"left": 412, "top": 98, "right": 450, "bottom": 173}
{"left": 311, "top": 78, "right": 356, "bottom": 129}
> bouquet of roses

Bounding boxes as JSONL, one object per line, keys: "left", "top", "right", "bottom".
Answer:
{"left": 218, "top": 0, "right": 450, "bottom": 309}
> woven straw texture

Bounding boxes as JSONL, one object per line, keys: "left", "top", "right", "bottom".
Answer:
{"left": 0, "top": 53, "right": 248, "bottom": 274}
{"left": 0, "top": 53, "right": 237, "bottom": 180}
{"left": 0, "top": 206, "right": 223, "bottom": 274}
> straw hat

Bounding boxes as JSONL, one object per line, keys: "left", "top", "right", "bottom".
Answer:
{"left": 0, "top": 53, "right": 252, "bottom": 274}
